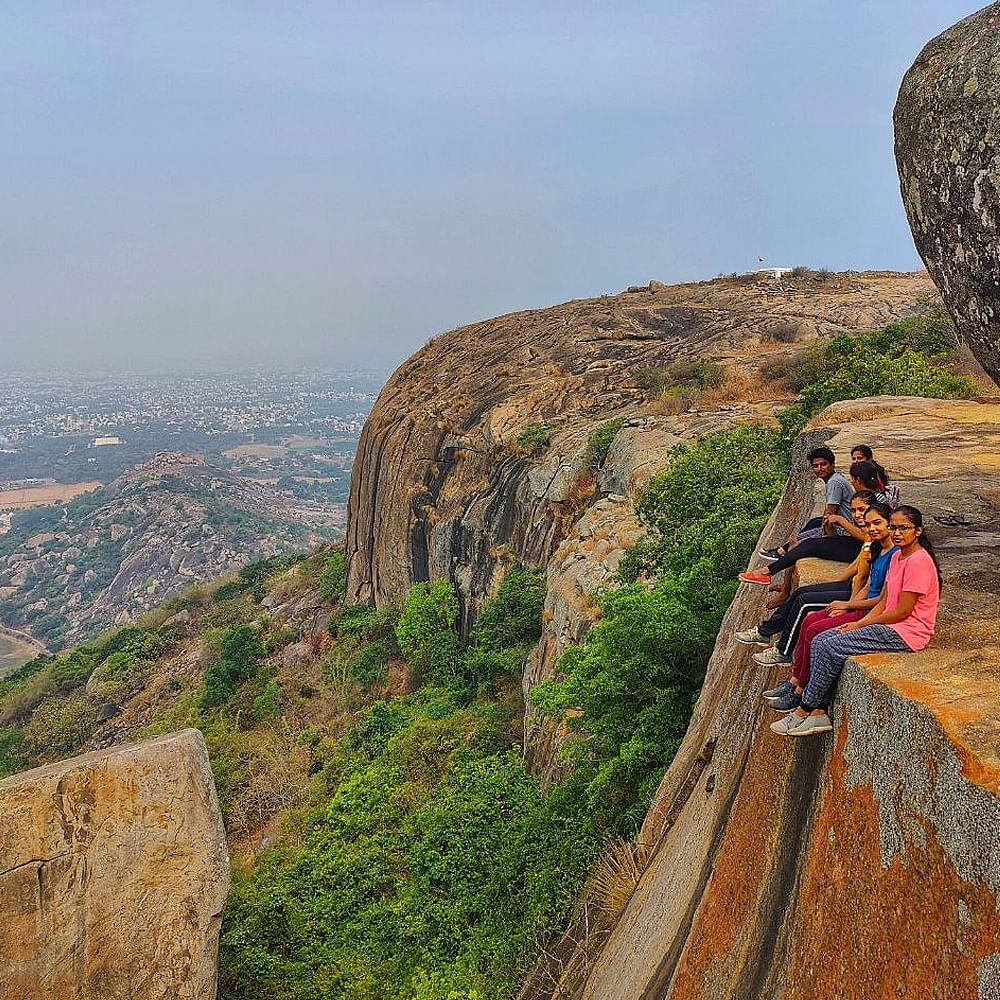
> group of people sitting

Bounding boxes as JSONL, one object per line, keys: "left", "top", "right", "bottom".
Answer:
{"left": 735, "top": 445, "right": 941, "bottom": 738}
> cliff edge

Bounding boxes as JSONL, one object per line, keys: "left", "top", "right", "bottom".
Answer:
{"left": 562, "top": 397, "right": 1000, "bottom": 1000}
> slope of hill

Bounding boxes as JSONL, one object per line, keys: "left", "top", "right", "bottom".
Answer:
{"left": 0, "top": 453, "right": 339, "bottom": 650}
{"left": 1, "top": 270, "right": 994, "bottom": 1000}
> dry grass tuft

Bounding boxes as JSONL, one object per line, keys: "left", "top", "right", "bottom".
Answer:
{"left": 589, "top": 837, "right": 654, "bottom": 919}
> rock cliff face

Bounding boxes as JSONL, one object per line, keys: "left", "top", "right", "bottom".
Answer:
{"left": 0, "top": 728, "right": 229, "bottom": 1000}
{"left": 550, "top": 397, "right": 1000, "bottom": 1000}
{"left": 895, "top": 2, "right": 1000, "bottom": 383}
{"left": 345, "top": 272, "right": 933, "bottom": 639}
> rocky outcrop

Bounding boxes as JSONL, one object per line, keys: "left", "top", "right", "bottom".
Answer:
{"left": 548, "top": 397, "right": 1000, "bottom": 1000}
{"left": 345, "top": 272, "right": 935, "bottom": 635}
{"left": 0, "top": 729, "right": 230, "bottom": 1000}
{"left": 894, "top": 3, "right": 1000, "bottom": 383}
{"left": 0, "top": 453, "right": 332, "bottom": 649}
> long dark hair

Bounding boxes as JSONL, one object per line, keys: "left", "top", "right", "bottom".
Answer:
{"left": 851, "top": 444, "right": 890, "bottom": 487}
{"left": 894, "top": 504, "right": 943, "bottom": 588}
{"left": 850, "top": 461, "right": 884, "bottom": 493}
{"left": 863, "top": 500, "right": 894, "bottom": 559}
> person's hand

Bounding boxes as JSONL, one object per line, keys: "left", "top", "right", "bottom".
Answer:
{"left": 827, "top": 608, "right": 846, "bottom": 618}
{"left": 837, "top": 620, "right": 865, "bottom": 633}
{"left": 827, "top": 600, "right": 850, "bottom": 612}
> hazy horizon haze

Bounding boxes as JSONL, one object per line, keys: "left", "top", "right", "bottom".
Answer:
{"left": 0, "top": 1, "right": 982, "bottom": 373}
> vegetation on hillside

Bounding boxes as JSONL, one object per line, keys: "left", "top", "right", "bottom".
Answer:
{"left": 0, "top": 310, "right": 982, "bottom": 998}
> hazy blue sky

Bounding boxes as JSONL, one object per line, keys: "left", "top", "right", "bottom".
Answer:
{"left": 0, "top": 1, "right": 982, "bottom": 371}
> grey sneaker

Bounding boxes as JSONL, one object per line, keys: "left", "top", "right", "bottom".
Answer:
{"left": 767, "top": 690, "right": 801, "bottom": 712}
{"left": 753, "top": 647, "right": 792, "bottom": 666}
{"left": 735, "top": 626, "right": 769, "bottom": 646}
{"left": 770, "top": 712, "right": 808, "bottom": 735}
{"left": 788, "top": 713, "right": 833, "bottom": 737}
{"left": 762, "top": 679, "right": 793, "bottom": 699}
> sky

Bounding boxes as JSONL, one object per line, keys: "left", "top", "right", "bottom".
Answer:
{"left": 0, "top": 1, "right": 984, "bottom": 372}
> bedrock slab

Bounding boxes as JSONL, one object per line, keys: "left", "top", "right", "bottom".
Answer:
{"left": 0, "top": 728, "right": 230, "bottom": 1000}
{"left": 538, "top": 397, "right": 1000, "bottom": 1000}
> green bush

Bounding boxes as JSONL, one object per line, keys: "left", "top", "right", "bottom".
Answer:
{"left": 395, "top": 582, "right": 461, "bottom": 687}
{"left": 349, "top": 641, "right": 390, "bottom": 689}
{"left": 516, "top": 422, "right": 552, "bottom": 454}
{"left": 319, "top": 550, "right": 347, "bottom": 603}
{"left": 0, "top": 726, "right": 29, "bottom": 778}
{"left": 589, "top": 419, "right": 625, "bottom": 467}
{"left": 534, "top": 424, "right": 789, "bottom": 833}
{"left": 217, "top": 690, "right": 597, "bottom": 1000}
{"left": 472, "top": 566, "right": 545, "bottom": 654}
{"left": 200, "top": 625, "right": 266, "bottom": 709}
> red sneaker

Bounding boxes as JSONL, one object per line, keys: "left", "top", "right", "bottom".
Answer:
{"left": 739, "top": 570, "right": 772, "bottom": 585}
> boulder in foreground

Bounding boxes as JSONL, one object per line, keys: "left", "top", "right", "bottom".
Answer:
{"left": 0, "top": 728, "right": 229, "bottom": 1000}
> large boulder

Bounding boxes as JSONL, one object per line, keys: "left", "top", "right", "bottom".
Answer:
{"left": 0, "top": 729, "right": 230, "bottom": 1000}
{"left": 894, "top": 3, "right": 1000, "bottom": 383}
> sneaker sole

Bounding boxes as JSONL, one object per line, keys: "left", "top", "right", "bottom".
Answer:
{"left": 789, "top": 722, "right": 833, "bottom": 736}
{"left": 735, "top": 634, "right": 768, "bottom": 646}
{"left": 759, "top": 553, "right": 779, "bottom": 562}
{"left": 769, "top": 703, "right": 801, "bottom": 714}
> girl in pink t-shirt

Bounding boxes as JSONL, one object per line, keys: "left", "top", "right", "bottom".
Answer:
{"left": 770, "top": 505, "right": 942, "bottom": 738}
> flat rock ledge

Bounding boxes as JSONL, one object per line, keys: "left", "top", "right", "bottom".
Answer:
{"left": 0, "top": 729, "right": 230, "bottom": 1000}
{"left": 533, "top": 397, "right": 1000, "bottom": 1000}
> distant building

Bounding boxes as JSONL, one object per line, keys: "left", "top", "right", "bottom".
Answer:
{"left": 91, "top": 436, "right": 124, "bottom": 447}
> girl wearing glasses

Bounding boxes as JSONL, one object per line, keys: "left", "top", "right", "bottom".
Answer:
{"left": 771, "top": 505, "right": 942, "bottom": 737}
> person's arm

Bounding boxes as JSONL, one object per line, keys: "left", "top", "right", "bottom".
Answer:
{"left": 829, "top": 586, "right": 884, "bottom": 616}
{"left": 833, "top": 555, "right": 863, "bottom": 583}
{"left": 837, "top": 591, "right": 919, "bottom": 632}
{"left": 822, "top": 513, "right": 867, "bottom": 541}
{"left": 827, "top": 561, "right": 872, "bottom": 616}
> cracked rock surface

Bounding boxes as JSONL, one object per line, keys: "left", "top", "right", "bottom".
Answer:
{"left": 0, "top": 729, "right": 229, "bottom": 1000}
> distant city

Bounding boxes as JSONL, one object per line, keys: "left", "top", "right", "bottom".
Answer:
{"left": 0, "top": 368, "right": 386, "bottom": 527}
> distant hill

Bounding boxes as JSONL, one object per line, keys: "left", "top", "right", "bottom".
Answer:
{"left": 0, "top": 453, "right": 340, "bottom": 649}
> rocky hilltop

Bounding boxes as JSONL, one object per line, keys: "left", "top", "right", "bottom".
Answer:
{"left": 0, "top": 453, "right": 336, "bottom": 650}
{"left": 346, "top": 270, "right": 935, "bottom": 631}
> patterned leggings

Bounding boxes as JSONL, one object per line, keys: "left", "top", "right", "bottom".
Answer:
{"left": 791, "top": 608, "right": 865, "bottom": 685}
{"left": 800, "top": 625, "right": 913, "bottom": 711}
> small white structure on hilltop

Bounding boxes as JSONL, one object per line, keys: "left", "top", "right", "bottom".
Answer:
{"left": 91, "top": 436, "right": 124, "bottom": 447}
{"left": 750, "top": 267, "right": 795, "bottom": 279}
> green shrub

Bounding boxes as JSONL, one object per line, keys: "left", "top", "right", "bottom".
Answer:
{"left": 589, "top": 419, "right": 625, "bottom": 467}
{"left": 0, "top": 726, "right": 29, "bottom": 778}
{"left": 217, "top": 690, "right": 597, "bottom": 1000}
{"left": 472, "top": 566, "right": 545, "bottom": 654}
{"left": 319, "top": 550, "right": 347, "bottom": 603}
{"left": 634, "top": 367, "right": 670, "bottom": 395}
{"left": 395, "top": 582, "right": 461, "bottom": 687}
{"left": 535, "top": 424, "right": 789, "bottom": 833}
{"left": 349, "top": 640, "right": 390, "bottom": 689}
{"left": 516, "top": 422, "right": 552, "bottom": 454}
{"left": 200, "top": 625, "right": 266, "bottom": 709}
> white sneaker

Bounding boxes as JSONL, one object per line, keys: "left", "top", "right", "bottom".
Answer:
{"left": 753, "top": 647, "right": 792, "bottom": 666}
{"left": 788, "top": 713, "right": 833, "bottom": 737}
{"left": 735, "top": 626, "right": 768, "bottom": 646}
{"left": 770, "top": 712, "right": 809, "bottom": 735}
